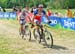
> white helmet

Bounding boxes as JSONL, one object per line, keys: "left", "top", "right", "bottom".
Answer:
{"left": 38, "top": 4, "right": 43, "bottom": 8}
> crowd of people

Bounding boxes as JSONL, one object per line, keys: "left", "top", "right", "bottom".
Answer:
{"left": 67, "top": 8, "right": 75, "bottom": 18}
{"left": 46, "top": 8, "right": 75, "bottom": 18}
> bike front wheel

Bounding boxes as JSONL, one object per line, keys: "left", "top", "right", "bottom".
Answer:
{"left": 25, "top": 25, "right": 31, "bottom": 41}
{"left": 43, "top": 29, "right": 53, "bottom": 48}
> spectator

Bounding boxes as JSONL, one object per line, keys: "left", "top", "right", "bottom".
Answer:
{"left": 31, "top": 6, "right": 37, "bottom": 14}
{"left": 47, "top": 8, "right": 52, "bottom": 16}
{"left": 17, "top": 9, "right": 21, "bottom": 15}
{"left": 53, "top": 12, "right": 59, "bottom": 17}
{"left": 53, "top": 12, "right": 63, "bottom": 17}
{"left": 33, "top": 6, "right": 37, "bottom": 12}
{"left": 13, "top": 6, "right": 18, "bottom": 12}
{"left": 2, "top": 8, "right": 6, "bottom": 12}
{"left": 31, "top": 7, "right": 34, "bottom": 13}
{"left": 73, "top": 12, "right": 75, "bottom": 18}
{"left": 0, "top": 6, "right": 2, "bottom": 11}
{"left": 67, "top": 8, "right": 73, "bottom": 18}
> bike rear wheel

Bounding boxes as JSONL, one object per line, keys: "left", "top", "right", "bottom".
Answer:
{"left": 19, "top": 25, "right": 31, "bottom": 41}
{"left": 33, "top": 29, "right": 41, "bottom": 43}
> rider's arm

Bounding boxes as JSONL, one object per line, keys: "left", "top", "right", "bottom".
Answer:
{"left": 43, "top": 10, "right": 50, "bottom": 21}
{"left": 43, "top": 10, "right": 51, "bottom": 23}
{"left": 27, "top": 15, "right": 32, "bottom": 23}
{"left": 32, "top": 15, "right": 35, "bottom": 24}
{"left": 18, "top": 13, "right": 21, "bottom": 21}
{"left": 45, "top": 14, "right": 50, "bottom": 20}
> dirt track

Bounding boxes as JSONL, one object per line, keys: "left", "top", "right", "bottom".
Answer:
{"left": 0, "top": 20, "right": 75, "bottom": 54}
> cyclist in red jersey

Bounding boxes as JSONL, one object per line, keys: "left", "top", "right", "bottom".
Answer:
{"left": 47, "top": 8, "right": 52, "bottom": 16}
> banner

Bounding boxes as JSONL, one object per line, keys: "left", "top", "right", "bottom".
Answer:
{"left": 60, "top": 18, "right": 75, "bottom": 30}
{"left": 42, "top": 16, "right": 75, "bottom": 30}
{"left": 0, "top": 12, "right": 4, "bottom": 18}
{"left": 0, "top": 12, "right": 17, "bottom": 19}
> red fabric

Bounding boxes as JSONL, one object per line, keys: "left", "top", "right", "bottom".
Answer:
{"left": 35, "top": 15, "right": 41, "bottom": 22}
{"left": 26, "top": 16, "right": 30, "bottom": 23}
{"left": 17, "top": 12, "right": 21, "bottom": 21}
{"left": 48, "top": 11, "right": 52, "bottom": 16}
{"left": 26, "top": 13, "right": 33, "bottom": 23}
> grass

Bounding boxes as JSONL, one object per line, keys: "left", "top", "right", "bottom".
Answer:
{"left": 0, "top": 19, "right": 42, "bottom": 54}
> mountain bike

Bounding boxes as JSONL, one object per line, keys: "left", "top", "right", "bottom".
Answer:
{"left": 19, "top": 23, "right": 31, "bottom": 41}
{"left": 33, "top": 23, "right": 53, "bottom": 48}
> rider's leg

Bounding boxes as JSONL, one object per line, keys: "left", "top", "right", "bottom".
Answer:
{"left": 36, "top": 21, "right": 42, "bottom": 43}
{"left": 19, "top": 19, "right": 23, "bottom": 32}
{"left": 20, "top": 24, "right": 23, "bottom": 32}
{"left": 36, "top": 21, "right": 40, "bottom": 34}
{"left": 21, "top": 20, "right": 25, "bottom": 32}
{"left": 40, "top": 24, "right": 43, "bottom": 33}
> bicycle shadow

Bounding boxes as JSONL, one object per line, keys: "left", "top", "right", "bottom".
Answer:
{"left": 42, "top": 44, "right": 68, "bottom": 50}
{"left": 51, "top": 45, "right": 68, "bottom": 50}
{"left": 29, "top": 40, "right": 68, "bottom": 50}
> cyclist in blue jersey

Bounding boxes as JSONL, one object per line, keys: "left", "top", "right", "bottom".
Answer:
{"left": 32, "top": 4, "right": 51, "bottom": 28}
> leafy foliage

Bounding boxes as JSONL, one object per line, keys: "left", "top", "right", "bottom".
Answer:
{"left": 0, "top": 0, "right": 75, "bottom": 9}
